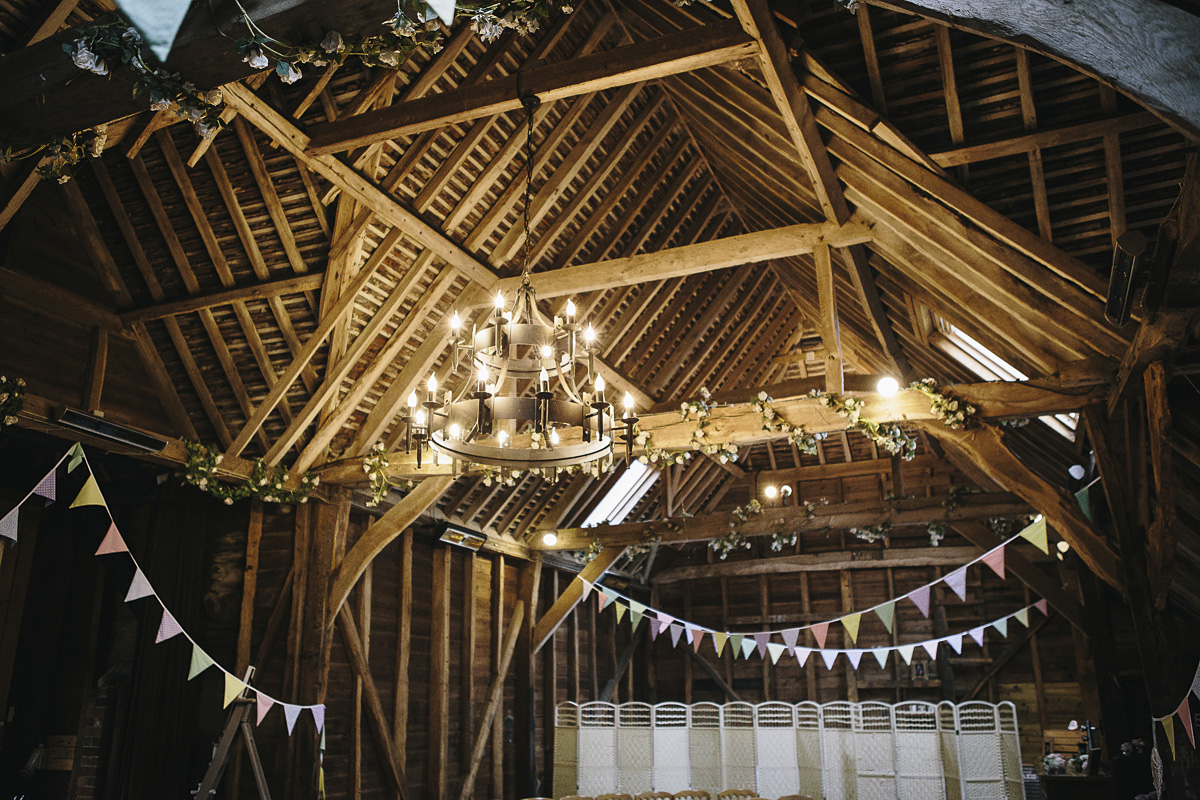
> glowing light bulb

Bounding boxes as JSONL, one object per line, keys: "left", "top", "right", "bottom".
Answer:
{"left": 764, "top": 485, "right": 778, "bottom": 499}
{"left": 623, "top": 392, "right": 634, "bottom": 411}
{"left": 540, "top": 367, "right": 549, "bottom": 385}
{"left": 876, "top": 376, "right": 900, "bottom": 397}
{"left": 449, "top": 423, "right": 461, "bottom": 440}
{"left": 1057, "top": 540, "right": 1071, "bottom": 554}
{"left": 414, "top": 409, "right": 426, "bottom": 426}
{"left": 407, "top": 391, "right": 417, "bottom": 409}
{"left": 543, "top": 532, "right": 558, "bottom": 546}
{"left": 594, "top": 375, "right": 605, "bottom": 393}
{"left": 450, "top": 311, "right": 461, "bottom": 332}
{"left": 541, "top": 344, "right": 553, "bottom": 359}
{"left": 780, "top": 485, "right": 793, "bottom": 497}
{"left": 566, "top": 299, "right": 576, "bottom": 318}
{"left": 550, "top": 429, "right": 560, "bottom": 445}
{"left": 584, "top": 324, "right": 596, "bottom": 344}
{"left": 477, "top": 364, "right": 488, "bottom": 383}
{"left": 428, "top": 374, "right": 438, "bottom": 393}
{"left": 1068, "top": 464, "right": 1086, "bottom": 480}
{"left": 494, "top": 291, "right": 505, "bottom": 310}
{"left": 497, "top": 430, "right": 509, "bottom": 446}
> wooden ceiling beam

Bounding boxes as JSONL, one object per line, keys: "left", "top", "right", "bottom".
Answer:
{"left": 305, "top": 21, "right": 758, "bottom": 155}
{"left": 930, "top": 111, "right": 1160, "bottom": 168}
{"left": 530, "top": 545, "right": 625, "bottom": 653}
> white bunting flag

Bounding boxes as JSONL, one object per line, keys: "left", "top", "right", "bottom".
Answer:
{"left": 156, "top": 608, "right": 183, "bottom": 643}
{"left": 578, "top": 579, "right": 592, "bottom": 601}
{"left": 969, "top": 626, "right": 986, "bottom": 647}
{"left": 766, "top": 642, "right": 786, "bottom": 664}
{"left": 283, "top": 704, "right": 302, "bottom": 734}
{"left": 740, "top": 637, "right": 756, "bottom": 660}
{"left": 922, "top": 641, "right": 940, "bottom": 660}
{"left": 311, "top": 705, "right": 326, "bottom": 733}
{"left": 33, "top": 470, "right": 56, "bottom": 504}
{"left": 947, "top": 633, "right": 963, "bottom": 654}
{"left": 944, "top": 567, "right": 968, "bottom": 601}
{"left": 125, "top": 568, "right": 154, "bottom": 602}
{"left": 669, "top": 624, "right": 683, "bottom": 647}
{"left": 898, "top": 644, "right": 915, "bottom": 664}
{"left": 846, "top": 649, "right": 864, "bottom": 669}
{"left": 0, "top": 507, "right": 18, "bottom": 543}
{"left": 872, "top": 649, "right": 890, "bottom": 669}
{"left": 795, "top": 647, "right": 813, "bottom": 667}
{"left": 820, "top": 649, "right": 839, "bottom": 670}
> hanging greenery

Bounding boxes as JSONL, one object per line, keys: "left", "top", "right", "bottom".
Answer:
{"left": 710, "top": 499, "right": 761, "bottom": 559}
{"left": 182, "top": 442, "right": 320, "bottom": 505}
{"left": 362, "top": 442, "right": 417, "bottom": 507}
{"left": 680, "top": 388, "right": 740, "bottom": 464}
{"left": 811, "top": 389, "right": 919, "bottom": 459}
{"left": 0, "top": 375, "right": 26, "bottom": 426}
{"left": 751, "top": 391, "right": 824, "bottom": 454}
{"left": 573, "top": 537, "right": 602, "bottom": 564}
{"left": 908, "top": 378, "right": 977, "bottom": 429}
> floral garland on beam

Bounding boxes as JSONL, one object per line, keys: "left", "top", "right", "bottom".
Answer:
{"left": 680, "top": 388, "right": 739, "bottom": 464}
{"left": 907, "top": 378, "right": 976, "bottom": 429}
{"left": 362, "top": 442, "right": 416, "bottom": 507}
{"left": 0, "top": 375, "right": 26, "bottom": 427}
{"left": 182, "top": 442, "right": 319, "bottom": 505}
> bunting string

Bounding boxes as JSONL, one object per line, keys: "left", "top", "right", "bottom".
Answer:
{"left": 1151, "top": 656, "right": 1200, "bottom": 762}
{"left": 0, "top": 445, "right": 324, "bottom": 735}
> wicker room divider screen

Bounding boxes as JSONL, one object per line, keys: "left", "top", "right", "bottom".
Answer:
{"left": 553, "top": 700, "right": 1025, "bottom": 800}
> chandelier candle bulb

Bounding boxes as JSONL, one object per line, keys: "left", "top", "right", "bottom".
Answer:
{"left": 427, "top": 374, "right": 437, "bottom": 402}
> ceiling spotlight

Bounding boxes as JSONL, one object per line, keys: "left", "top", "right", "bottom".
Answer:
{"left": 876, "top": 376, "right": 900, "bottom": 397}
{"left": 542, "top": 532, "right": 558, "bottom": 546}
{"left": 1068, "top": 464, "right": 1086, "bottom": 480}
{"left": 1057, "top": 540, "right": 1071, "bottom": 554}
{"left": 764, "top": 485, "right": 778, "bottom": 499}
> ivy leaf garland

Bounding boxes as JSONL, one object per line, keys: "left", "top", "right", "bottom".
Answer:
{"left": 182, "top": 442, "right": 319, "bottom": 505}
{"left": 0, "top": 375, "right": 27, "bottom": 426}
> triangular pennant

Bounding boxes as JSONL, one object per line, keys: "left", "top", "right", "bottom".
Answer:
{"left": 692, "top": 630, "right": 706, "bottom": 653}
{"left": 649, "top": 618, "right": 662, "bottom": 640}
{"left": 70, "top": 475, "right": 105, "bottom": 508}
{"left": 945, "top": 568, "right": 968, "bottom": 601}
{"left": 1020, "top": 517, "right": 1049, "bottom": 554}
{"left": 1180, "top": 697, "right": 1196, "bottom": 749}
{"left": 283, "top": 704, "right": 302, "bottom": 735}
{"left": 846, "top": 649, "right": 864, "bottom": 669}
{"left": 67, "top": 443, "right": 84, "bottom": 473}
{"left": 426, "top": 0, "right": 457, "bottom": 25}
{"left": 820, "top": 649, "right": 839, "bottom": 669}
{"left": 713, "top": 631, "right": 727, "bottom": 657}
{"left": 188, "top": 644, "right": 214, "bottom": 680}
{"left": 256, "top": 694, "right": 275, "bottom": 725}
{"left": 669, "top": 623, "right": 683, "bottom": 647}
{"left": 909, "top": 585, "right": 932, "bottom": 617}
{"left": 811, "top": 621, "right": 830, "bottom": 650}
{"left": 981, "top": 547, "right": 1006, "bottom": 580}
{"left": 1075, "top": 486, "right": 1092, "bottom": 521}
{"left": 872, "top": 649, "right": 889, "bottom": 669}
{"left": 156, "top": 608, "right": 183, "bottom": 643}
{"left": 729, "top": 634, "right": 744, "bottom": 658}
{"left": 657, "top": 612, "right": 676, "bottom": 628}
{"left": 33, "top": 470, "right": 56, "bottom": 504}
{"left": 766, "top": 642, "right": 786, "bottom": 664}
{"left": 782, "top": 628, "right": 800, "bottom": 650}
{"left": 629, "top": 600, "right": 647, "bottom": 616}
{"left": 0, "top": 507, "right": 18, "bottom": 543}
{"left": 1035, "top": 599, "right": 1049, "bottom": 617}
{"left": 969, "top": 626, "right": 986, "bottom": 647}
{"left": 114, "top": 0, "right": 196, "bottom": 61}
{"left": 875, "top": 601, "right": 895, "bottom": 633}
{"left": 630, "top": 611, "right": 644, "bottom": 632}
{"left": 753, "top": 632, "right": 771, "bottom": 659}
{"left": 898, "top": 644, "right": 915, "bottom": 664}
{"left": 311, "top": 704, "right": 326, "bottom": 733}
{"left": 578, "top": 579, "right": 592, "bottom": 601}
{"left": 841, "top": 613, "right": 861, "bottom": 644}
{"left": 597, "top": 591, "right": 610, "bottom": 612}
{"left": 95, "top": 523, "right": 128, "bottom": 555}
{"left": 795, "top": 647, "right": 812, "bottom": 667}
{"left": 946, "top": 633, "right": 963, "bottom": 654}
{"left": 1163, "top": 717, "right": 1177, "bottom": 760}
{"left": 993, "top": 617, "right": 1009, "bottom": 637}
{"left": 125, "top": 568, "right": 153, "bottom": 602}
{"left": 683, "top": 625, "right": 695, "bottom": 645}
{"left": 224, "top": 672, "right": 247, "bottom": 708}
{"left": 740, "top": 637, "right": 756, "bottom": 659}
{"left": 1015, "top": 608, "right": 1030, "bottom": 628}
{"left": 922, "top": 640, "right": 940, "bottom": 660}
{"left": 614, "top": 602, "right": 627, "bottom": 623}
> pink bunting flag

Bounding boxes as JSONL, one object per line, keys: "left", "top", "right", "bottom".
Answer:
{"left": 922, "top": 641, "right": 940, "bottom": 660}
{"left": 692, "top": 630, "right": 706, "bottom": 653}
{"left": 968, "top": 626, "right": 986, "bottom": 647}
{"left": 669, "top": 624, "right": 683, "bottom": 647}
{"left": 256, "top": 694, "right": 275, "bottom": 725}
{"left": 156, "top": 608, "right": 183, "bottom": 643}
{"left": 596, "top": 591, "right": 610, "bottom": 612}
{"left": 657, "top": 612, "right": 675, "bottom": 628}
{"left": 945, "top": 568, "right": 968, "bottom": 601}
{"left": 795, "top": 647, "right": 812, "bottom": 667}
{"left": 0, "top": 507, "right": 18, "bottom": 543}
{"left": 95, "top": 523, "right": 128, "bottom": 556}
{"left": 283, "top": 704, "right": 302, "bottom": 734}
{"left": 311, "top": 705, "right": 326, "bottom": 733}
{"left": 578, "top": 579, "right": 592, "bottom": 601}
{"left": 33, "top": 470, "right": 56, "bottom": 504}
{"left": 846, "top": 649, "right": 864, "bottom": 669}
{"left": 649, "top": 618, "right": 662, "bottom": 640}
{"left": 820, "top": 650, "right": 839, "bottom": 670}
{"left": 908, "top": 585, "right": 931, "bottom": 618}
{"left": 1180, "top": 697, "right": 1196, "bottom": 749}
{"left": 1035, "top": 599, "right": 1049, "bottom": 617}
{"left": 811, "top": 621, "right": 830, "bottom": 650}
{"left": 981, "top": 547, "right": 1006, "bottom": 580}
{"left": 753, "top": 632, "right": 771, "bottom": 659}
{"left": 781, "top": 628, "right": 800, "bottom": 650}
{"left": 125, "top": 568, "right": 153, "bottom": 602}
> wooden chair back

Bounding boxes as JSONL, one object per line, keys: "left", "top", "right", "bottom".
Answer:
{"left": 596, "top": 794, "right": 632, "bottom": 800}
{"left": 716, "top": 790, "right": 756, "bottom": 800}
{"left": 673, "top": 791, "right": 711, "bottom": 800}
{"left": 634, "top": 793, "right": 673, "bottom": 800}
{"left": 777, "top": 795, "right": 814, "bottom": 800}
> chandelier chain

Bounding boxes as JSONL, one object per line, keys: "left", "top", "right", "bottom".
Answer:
{"left": 520, "top": 91, "right": 540, "bottom": 282}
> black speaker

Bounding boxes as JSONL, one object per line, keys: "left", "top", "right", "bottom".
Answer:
{"left": 1104, "top": 230, "right": 1149, "bottom": 327}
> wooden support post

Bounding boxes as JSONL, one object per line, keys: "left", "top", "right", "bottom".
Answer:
{"left": 462, "top": 554, "right": 479, "bottom": 778}
{"left": 429, "top": 546, "right": 452, "bottom": 800}
{"left": 515, "top": 557, "right": 542, "bottom": 797}
{"left": 392, "top": 530, "right": 412, "bottom": 799}
{"left": 542, "top": 571, "right": 559, "bottom": 777}
{"left": 490, "top": 554, "right": 506, "bottom": 800}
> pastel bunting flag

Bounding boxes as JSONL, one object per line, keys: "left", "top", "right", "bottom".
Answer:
{"left": 657, "top": 612, "right": 675, "bottom": 628}
{"left": 946, "top": 633, "right": 963, "bottom": 654}
{"left": 841, "top": 613, "right": 861, "bottom": 644}
{"left": 312, "top": 704, "right": 326, "bottom": 733}
{"left": 597, "top": 591, "right": 610, "bottom": 612}
{"left": 875, "top": 601, "right": 895, "bottom": 633}
{"left": 95, "top": 523, "right": 128, "bottom": 555}
{"left": 729, "top": 634, "right": 744, "bottom": 658}
{"left": 872, "top": 649, "right": 889, "bottom": 669}
{"left": 33, "top": 470, "right": 56, "bottom": 504}
{"left": 630, "top": 610, "right": 644, "bottom": 632}
{"left": 945, "top": 568, "right": 968, "bottom": 601}
{"left": 898, "top": 644, "right": 915, "bottom": 664}
{"left": 820, "top": 649, "right": 839, "bottom": 670}
{"left": 1163, "top": 716, "right": 1177, "bottom": 759}
{"left": 649, "top": 618, "right": 662, "bottom": 640}
{"left": 0, "top": 507, "right": 18, "bottom": 543}
{"left": 1015, "top": 608, "right": 1030, "bottom": 628}
{"left": 922, "top": 641, "right": 939, "bottom": 660}
{"left": 125, "top": 568, "right": 153, "bottom": 602}
{"left": 1180, "top": 697, "right": 1196, "bottom": 749}
{"left": 766, "top": 642, "right": 786, "bottom": 664}
{"left": 156, "top": 608, "right": 183, "bottom": 643}
{"left": 188, "top": 644, "right": 214, "bottom": 680}
{"left": 669, "top": 624, "right": 683, "bottom": 647}
{"left": 782, "top": 628, "right": 800, "bottom": 650}
{"left": 614, "top": 602, "right": 627, "bottom": 623}
{"left": 67, "top": 443, "right": 84, "bottom": 473}
{"left": 1076, "top": 486, "right": 1093, "bottom": 521}
{"left": 1191, "top": 660, "right": 1200, "bottom": 699}
{"left": 692, "top": 630, "right": 705, "bottom": 653}
{"left": 993, "top": 617, "right": 1009, "bottom": 637}
{"left": 713, "top": 631, "right": 727, "bottom": 656}
{"left": 256, "top": 694, "right": 275, "bottom": 725}
{"left": 629, "top": 601, "right": 646, "bottom": 617}
{"left": 909, "top": 585, "right": 931, "bottom": 618}
{"left": 969, "top": 626, "right": 986, "bottom": 647}
{"left": 1020, "top": 517, "right": 1049, "bottom": 554}
{"left": 740, "top": 637, "right": 756, "bottom": 659}
{"left": 796, "top": 647, "right": 812, "bottom": 667}
{"left": 283, "top": 704, "right": 302, "bottom": 735}
{"left": 1035, "top": 599, "right": 1049, "bottom": 617}
{"left": 578, "top": 579, "right": 592, "bottom": 601}
{"left": 224, "top": 672, "right": 247, "bottom": 708}
{"left": 981, "top": 547, "right": 1006, "bottom": 580}
{"left": 846, "top": 649, "right": 864, "bottom": 669}
{"left": 426, "top": 0, "right": 457, "bottom": 25}
{"left": 70, "top": 475, "right": 105, "bottom": 508}
{"left": 753, "top": 632, "right": 771, "bottom": 659}
{"left": 811, "top": 621, "right": 830, "bottom": 650}
{"left": 683, "top": 626, "right": 695, "bottom": 646}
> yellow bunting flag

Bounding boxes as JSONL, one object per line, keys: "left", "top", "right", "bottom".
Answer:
{"left": 1015, "top": 608, "right": 1030, "bottom": 628}
{"left": 841, "top": 613, "right": 862, "bottom": 644}
{"left": 1163, "top": 716, "right": 1177, "bottom": 759}
{"left": 614, "top": 602, "right": 627, "bottom": 623}
{"left": 1020, "top": 517, "right": 1049, "bottom": 554}
{"left": 712, "top": 631, "right": 727, "bottom": 657}
{"left": 70, "top": 475, "right": 105, "bottom": 508}
{"left": 224, "top": 672, "right": 247, "bottom": 708}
